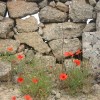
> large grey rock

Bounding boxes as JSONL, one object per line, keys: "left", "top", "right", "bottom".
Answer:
{"left": 49, "top": 38, "right": 81, "bottom": 60}
{"left": 33, "top": 53, "right": 56, "bottom": 69}
{"left": 39, "top": 6, "right": 67, "bottom": 23}
{"left": 0, "top": 2, "right": 6, "bottom": 17}
{"left": 0, "top": 61, "right": 11, "bottom": 81}
{"left": 69, "top": 0, "right": 93, "bottom": 22}
{"left": 96, "top": 12, "right": 100, "bottom": 31}
{"left": 42, "top": 22, "right": 85, "bottom": 41}
{"left": 83, "top": 32, "right": 100, "bottom": 68}
{"left": 15, "top": 32, "right": 51, "bottom": 54}
{"left": 16, "top": 16, "right": 38, "bottom": 33}
{"left": 83, "top": 23, "right": 96, "bottom": 32}
{"left": 7, "top": 1, "right": 39, "bottom": 18}
{"left": 0, "top": 18, "right": 14, "bottom": 38}
{"left": 0, "top": 39, "right": 20, "bottom": 54}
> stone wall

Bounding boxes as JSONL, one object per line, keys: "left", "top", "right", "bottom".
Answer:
{"left": 0, "top": 0, "right": 100, "bottom": 70}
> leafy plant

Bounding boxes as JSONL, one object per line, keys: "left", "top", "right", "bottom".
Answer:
{"left": 65, "top": 67, "right": 89, "bottom": 94}
{"left": 19, "top": 69, "right": 52, "bottom": 100}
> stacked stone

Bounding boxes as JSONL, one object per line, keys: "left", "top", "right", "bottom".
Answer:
{"left": 83, "top": 0, "right": 100, "bottom": 69}
{"left": 0, "top": 0, "right": 99, "bottom": 81}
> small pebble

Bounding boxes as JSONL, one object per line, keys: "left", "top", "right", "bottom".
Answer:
{"left": 55, "top": 92, "right": 61, "bottom": 99}
{"left": 51, "top": 90, "right": 56, "bottom": 95}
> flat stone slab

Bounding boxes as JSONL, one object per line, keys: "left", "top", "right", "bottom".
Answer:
{"left": 16, "top": 16, "right": 38, "bottom": 33}
{"left": 42, "top": 22, "right": 85, "bottom": 41}
{"left": 7, "top": 1, "right": 39, "bottom": 18}
{"left": 39, "top": 6, "right": 67, "bottom": 23}
{"left": 15, "top": 32, "right": 51, "bottom": 54}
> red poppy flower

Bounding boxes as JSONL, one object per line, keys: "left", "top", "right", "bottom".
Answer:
{"left": 24, "top": 95, "right": 33, "bottom": 100}
{"left": 32, "top": 78, "right": 38, "bottom": 84}
{"left": 75, "top": 49, "right": 82, "bottom": 55}
{"left": 11, "top": 96, "right": 16, "bottom": 100}
{"left": 7, "top": 46, "right": 13, "bottom": 52}
{"left": 50, "top": 66, "right": 53, "bottom": 68}
{"left": 59, "top": 73, "right": 68, "bottom": 80}
{"left": 73, "top": 59, "right": 81, "bottom": 66}
{"left": 64, "top": 52, "right": 74, "bottom": 57}
{"left": 17, "top": 77, "right": 24, "bottom": 83}
{"left": 17, "top": 54, "right": 25, "bottom": 60}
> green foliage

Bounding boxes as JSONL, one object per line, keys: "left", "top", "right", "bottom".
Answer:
{"left": 65, "top": 67, "right": 89, "bottom": 95}
{"left": 20, "top": 70, "right": 52, "bottom": 100}
{"left": 0, "top": 53, "right": 15, "bottom": 62}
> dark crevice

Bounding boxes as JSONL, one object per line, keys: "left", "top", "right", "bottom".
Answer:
{"left": 0, "top": 0, "right": 8, "bottom": 2}
{"left": 85, "top": 0, "right": 89, "bottom": 3}
{"left": 96, "top": 0, "right": 99, "bottom": 2}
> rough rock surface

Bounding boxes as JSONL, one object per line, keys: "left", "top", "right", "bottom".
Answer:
{"left": 94, "top": 72, "right": 100, "bottom": 84}
{"left": 39, "top": 0, "right": 48, "bottom": 9}
{"left": 0, "top": 39, "right": 20, "bottom": 54}
{"left": 6, "top": 31, "right": 14, "bottom": 39}
{"left": 16, "top": 16, "right": 38, "bottom": 33}
{"left": 69, "top": 0, "right": 93, "bottom": 22}
{"left": 39, "top": 6, "right": 67, "bottom": 23}
{"left": 83, "top": 23, "right": 96, "bottom": 32}
{"left": 49, "top": 38, "right": 81, "bottom": 59}
{"left": 0, "top": 84, "right": 23, "bottom": 100}
{"left": 42, "top": 22, "right": 85, "bottom": 41}
{"left": 15, "top": 32, "right": 51, "bottom": 54}
{"left": 33, "top": 53, "right": 56, "bottom": 69}
{"left": 0, "top": 61, "right": 11, "bottom": 81}
{"left": 95, "top": 0, "right": 100, "bottom": 11}
{"left": 89, "top": 0, "right": 96, "bottom": 6}
{"left": 49, "top": 1, "right": 56, "bottom": 8}
{"left": 56, "top": 2, "right": 69, "bottom": 12}
{"left": 0, "top": 18, "right": 14, "bottom": 38}
{"left": 25, "top": 50, "right": 35, "bottom": 62}
{"left": 0, "top": 2, "right": 6, "bottom": 17}
{"left": 0, "top": 15, "right": 3, "bottom": 21}
{"left": 17, "top": 44, "right": 25, "bottom": 53}
{"left": 96, "top": 12, "right": 100, "bottom": 31}
{"left": 7, "top": 1, "right": 39, "bottom": 18}
{"left": 83, "top": 32, "right": 100, "bottom": 68}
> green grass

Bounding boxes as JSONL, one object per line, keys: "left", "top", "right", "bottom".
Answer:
{"left": 65, "top": 67, "right": 88, "bottom": 94}
{"left": 20, "top": 70, "right": 52, "bottom": 100}
{"left": 58, "top": 59, "right": 92, "bottom": 95}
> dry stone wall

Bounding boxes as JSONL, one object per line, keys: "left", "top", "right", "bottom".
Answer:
{"left": 0, "top": 0, "right": 100, "bottom": 80}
